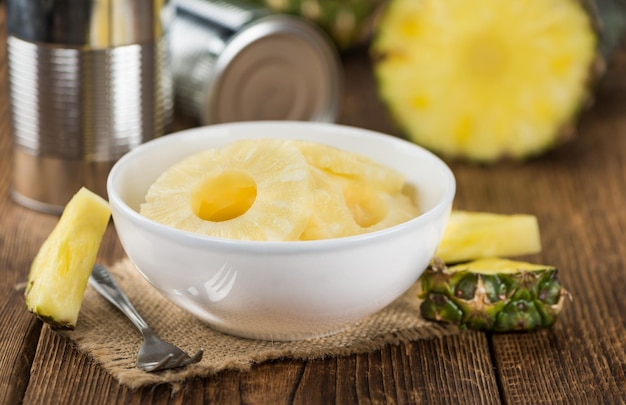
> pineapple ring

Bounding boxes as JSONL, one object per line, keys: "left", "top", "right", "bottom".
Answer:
{"left": 293, "top": 140, "right": 405, "bottom": 194}
{"left": 300, "top": 167, "right": 362, "bottom": 240}
{"left": 140, "top": 139, "right": 315, "bottom": 241}
{"left": 300, "top": 167, "right": 420, "bottom": 240}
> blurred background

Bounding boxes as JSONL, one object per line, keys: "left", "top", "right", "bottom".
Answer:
{"left": 3, "top": 0, "right": 625, "bottom": 213}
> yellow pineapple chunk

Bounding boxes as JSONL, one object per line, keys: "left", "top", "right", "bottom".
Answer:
{"left": 436, "top": 211, "right": 542, "bottom": 263}
{"left": 372, "top": 0, "right": 598, "bottom": 161}
{"left": 25, "top": 187, "right": 111, "bottom": 329}
{"left": 141, "top": 139, "right": 316, "bottom": 241}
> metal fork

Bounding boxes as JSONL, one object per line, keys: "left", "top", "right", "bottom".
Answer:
{"left": 89, "top": 264, "right": 203, "bottom": 373}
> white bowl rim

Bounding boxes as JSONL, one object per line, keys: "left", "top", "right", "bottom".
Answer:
{"left": 107, "top": 121, "right": 456, "bottom": 254}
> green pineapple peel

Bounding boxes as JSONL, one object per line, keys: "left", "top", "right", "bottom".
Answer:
{"left": 419, "top": 258, "right": 568, "bottom": 332}
{"left": 247, "top": 0, "right": 385, "bottom": 49}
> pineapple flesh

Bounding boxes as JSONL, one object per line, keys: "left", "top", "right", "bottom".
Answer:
{"left": 419, "top": 258, "right": 567, "bottom": 332}
{"left": 141, "top": 139, "right": 316, "bottom": 241}
{"left": 140, "top": 138, "right": 420, "bottom": 241}
{"left": 25, "top": 187, "right": 111, "bottom": 330}
{"left": 436, "top": 211, "right": 542, "bottom": 264}
{"left": 300, "top": 166, "right": 419, "bottom": 240}
{"left": 371, "top": 0, "right": 599, "bottom": 161}
{"left": 294, "top": 140, "right": 405, "bottom": 194}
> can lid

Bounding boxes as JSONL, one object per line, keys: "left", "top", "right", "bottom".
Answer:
{"left": 202, "top": 15, "right": 342, "bottom": 124}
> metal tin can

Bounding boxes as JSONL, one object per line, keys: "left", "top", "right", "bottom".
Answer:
{"left": 170, "top": 0, "right": 342, "bottom": 124}
{"left": 6, "top": 0, "right": 174, "bottom": 214}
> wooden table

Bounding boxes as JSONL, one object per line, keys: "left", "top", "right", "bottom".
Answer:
{"left": 1, "top": 7, "right": 625, "bottom": 405}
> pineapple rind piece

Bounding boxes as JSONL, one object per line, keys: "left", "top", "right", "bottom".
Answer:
{"left": 419, "top": 258, "right": 567, "bottom": 332}
{"left": 372, "top": 0, "right": 598, "bottom": 161}
{"left": 25, "top": 187, "right": 111, "bottom": 330}
{"left": 436, "top": 211, "right": 542, "bottom": 264}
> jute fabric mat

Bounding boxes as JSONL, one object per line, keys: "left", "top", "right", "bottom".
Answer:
{"left": 59, "top": 258, "right": 459, "bottom": 391}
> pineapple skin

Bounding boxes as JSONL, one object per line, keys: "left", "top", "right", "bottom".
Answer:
{"left": 25, "top": 187, "right": 111, "bottom": 330}
{"left": 419, "top": 258, "right": 567, "bottom": 332}
{"left": 247, "top": 0, "right": 385, "bottom": 49}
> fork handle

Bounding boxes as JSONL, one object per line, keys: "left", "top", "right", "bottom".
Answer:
{"left": 89, "top": 264, "right": 151, "bottom": 333}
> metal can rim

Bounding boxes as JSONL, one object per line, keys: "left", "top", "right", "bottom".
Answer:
{"left": 200, "top": 14, "right": 343, "bottom": 124}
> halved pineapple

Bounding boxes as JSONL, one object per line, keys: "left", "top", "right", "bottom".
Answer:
{"left": 140, "top": 139, "right": 315, "bottom": 241}
{"left": 436, "top": 211, "right": 542, "bottom": 264}
{"left": 25, "top": 187, "right": 111, "bottom": 329}
{"left": 419, "top": 257, "right": 567, "bottom": 331}
{"left": 372, "top": 0, "right": 600, "bottom": 161}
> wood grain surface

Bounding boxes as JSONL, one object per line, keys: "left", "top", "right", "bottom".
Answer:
{"left": 0, "top": 5, "right": 624, "bottom": 405}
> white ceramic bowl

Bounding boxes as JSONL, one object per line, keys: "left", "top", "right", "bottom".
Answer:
{"left": 107, "top": 121, "right": 456, "bottom": 341}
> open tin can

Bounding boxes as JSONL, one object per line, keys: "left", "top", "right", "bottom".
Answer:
{"left": 170, "top": 0, "right": 342, "bottom": 124}
{"left": 7, "top": 0, "right": 174, "bottom": 214}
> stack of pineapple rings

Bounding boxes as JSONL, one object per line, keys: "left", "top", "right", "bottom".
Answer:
{"left": 140, "top": 138, "right": 420, "bottom": 242}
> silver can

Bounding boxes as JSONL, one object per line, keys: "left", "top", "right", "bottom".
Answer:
{"left": 170, "top": 0, "right": 342, "bottom": 124}
{"left": 7, "top": 0, "right": 174, "bottom": 214}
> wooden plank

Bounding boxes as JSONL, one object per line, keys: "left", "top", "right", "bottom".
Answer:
{"left": 0, "top": 6, "right": 49, "bottom": 399}
{"left": 0, "top": 191, "right": 50, "bottom": 403}
{"left": 23, "top": 330, "right": 502, "bottom": 404}
{"left": 0, "top": 171, "right": 58, "bottom": 404}
{"left": 485, "top": 53, "right": 626, "bottom": 404}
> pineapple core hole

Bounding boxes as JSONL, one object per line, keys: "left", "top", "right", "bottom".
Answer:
{"left": 464, "top": 35, "right": 508, "bottom": 78}
{"left": 191, "top": 171, "right": 257, "bottom": 222}
{"left": 343, "top": 183, "right": 388, "bottom": 228}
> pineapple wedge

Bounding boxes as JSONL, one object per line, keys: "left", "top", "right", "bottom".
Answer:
{"left": 371, "top": 0, "right": 601, "bottom": 161}
{"left": 25, "top": 187, "right": 111, "bottom": 329}
{"left": 436, "top": 211, "right": 541, "bottom": 264}
{"left": 419, "top": 258, "right": 567, "bottom": 332}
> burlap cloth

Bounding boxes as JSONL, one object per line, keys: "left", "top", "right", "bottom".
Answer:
{"left": 58, "top": 258, "right": 459, "bottom": 391}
